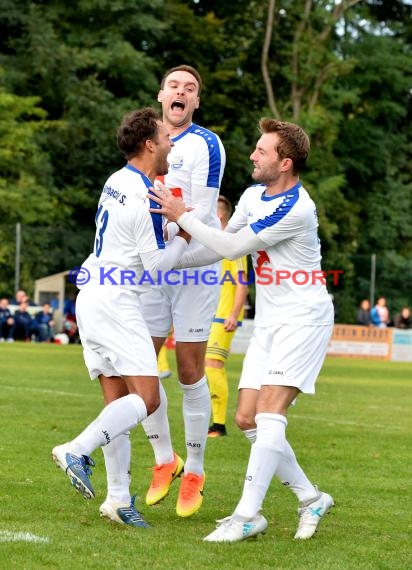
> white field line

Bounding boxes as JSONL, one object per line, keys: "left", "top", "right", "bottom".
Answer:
{"left": 0, "top": 384, "right": 97, "bottom": 399}
{"left": 289, "top": 413, "right": 405, "bottom": 431}
{"left": 0, "top": 530, "right": 50, "bottom": 543}
{"left": 0, "top": 386, "right": 406, "bottom": 431}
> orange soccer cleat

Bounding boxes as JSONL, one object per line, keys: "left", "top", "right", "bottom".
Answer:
{"left": 176, "top": 472, "right": 205, "bottom": 517}
{"left": 145, "top": 452, "right": 184, "bottom": 506}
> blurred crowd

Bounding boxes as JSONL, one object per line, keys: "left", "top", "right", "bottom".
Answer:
{"left": 2, "top": 289, "right": 411, "bottom": 344}
{"left": 357, "top": 297, "right": 411, "bottom": 329}
{"left": 0, "top": 289, "right": 80, "bottom": 343}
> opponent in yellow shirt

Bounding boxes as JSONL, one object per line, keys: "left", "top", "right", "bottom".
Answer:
{"left": 205, "top": 196, "right": 248, "bottom": 437}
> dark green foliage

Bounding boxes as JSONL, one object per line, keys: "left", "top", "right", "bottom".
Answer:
{"left": 0, "top": 0, "right": 411, "bottom": 319}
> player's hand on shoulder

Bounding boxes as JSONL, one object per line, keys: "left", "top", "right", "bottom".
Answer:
{"left": 153, "top": 180, "right": 167, "bottom": 192}
{"left": 148, "top": 185, "right": 189, "bottom": 222}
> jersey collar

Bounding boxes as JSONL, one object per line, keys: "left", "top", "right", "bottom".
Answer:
{"left": 124, "top": 164, "right": 152, "bottom": 189}
{"left": 261, "top": 181, "right": 301, "bottom": 201}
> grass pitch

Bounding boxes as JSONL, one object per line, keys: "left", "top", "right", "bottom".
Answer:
{"left": 0, "top": 343, "right": 410, "bottom": 569}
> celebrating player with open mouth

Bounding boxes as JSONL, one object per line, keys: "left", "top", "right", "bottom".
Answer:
{"left": 52, "top": 107, "right": 190, "bottom": 528}
{"left": 139, "top": 65, "right": 226, "bottom": 518}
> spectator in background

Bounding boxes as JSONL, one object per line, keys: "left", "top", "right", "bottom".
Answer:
{"left": 394, "top": 307, "right": 411, "bottom": 329}
{"left": 63, "top": 293, "right": 79, "bottom": 343}
{"left": 64, "top": 293, "right": 76, "bottom": 317}
{"left": 50, "top": 293, "right": 60, "bottom": 312}
{"left": 357, "top": 299, "right": 372, "bottom": 326}
{"left": 13, "top": 301, "right": 34, "bottom": 341}
{"left": 370, "top": 297, "right": 389, "bottom": 328}
{"left": 10, "top": 289, "right": 37, "bottom": 307}
{"left": 10, "top": 289, "right": 27, "bottom": 306}
{"left": 34, "top": 303, "right": 55, "bottom": 342}
{"left": 0, "top": 298, "right": 15, "bottom": 342}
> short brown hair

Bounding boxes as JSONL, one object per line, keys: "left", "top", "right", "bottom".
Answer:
{"left": 160, "top": 65, "right": 202, "bottom": 95}
{"left": 217, "top": 195, "right": 232, "bottom": 217}
{"left": 259, "top": 118, "right": 310, "bottom": 175}
{"left": 117, "top": 107, "right": 161, "bottom": 160}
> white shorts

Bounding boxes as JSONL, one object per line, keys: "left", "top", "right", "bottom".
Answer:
{"left": 76, "top": 286, "right": 158, "bottom": 380}
{"left": 140, "top": 265, "right": 220, "bottom": 342}
{"left": 238, "top": 323, "right": 333, "bottom": 394}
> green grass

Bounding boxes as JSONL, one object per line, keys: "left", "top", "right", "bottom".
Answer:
{"left": 0, "top": 344, "right": 410, "bottom": 569}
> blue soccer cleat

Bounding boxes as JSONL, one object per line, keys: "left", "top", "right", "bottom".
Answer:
{"left": 100, "top": 495, "right": 151, "bottom": 528}
{"left": 52, "top": 443, "right": 95, "bottom": 499}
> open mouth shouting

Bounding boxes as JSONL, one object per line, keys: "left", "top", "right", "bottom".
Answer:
{"left": 171, "top": 99, "right": 185, "bottom": 113}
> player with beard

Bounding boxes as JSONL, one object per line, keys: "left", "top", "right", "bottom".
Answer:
{"left": 52, "top": 108, "right": 191, "bottom": 528}
{"left": 149, "top": 118, "right": 335, "bottom": 542}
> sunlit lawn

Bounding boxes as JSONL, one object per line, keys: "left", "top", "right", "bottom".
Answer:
{"left": 0, "top": 344, "right": 410, "bottom": 569}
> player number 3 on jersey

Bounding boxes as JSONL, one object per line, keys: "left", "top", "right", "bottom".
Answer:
{"left": 95, "top": 205, "right": 109, "bottom": 258}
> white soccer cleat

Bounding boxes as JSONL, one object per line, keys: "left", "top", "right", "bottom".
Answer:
{"left": 203, "top": 514, "right": 268, "bottom": 543}
{"left": 294, "top": 489, "right": 335, "bottom": 539}
{"left": 100, "top": 496, "right": 150, "bottom": 528}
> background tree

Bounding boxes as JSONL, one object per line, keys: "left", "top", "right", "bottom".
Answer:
{"left": 0, "top": 0, "right": 411, "bottom": 322}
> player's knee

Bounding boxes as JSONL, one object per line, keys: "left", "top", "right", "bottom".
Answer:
{"left": 235, "top": 410, "right": 255, "bottom": 431}
{"left": 178, "top": 363, "right": 204, "bottom": 383}
{"left": 145, "top": 393, "right": 160, "bottom": 415}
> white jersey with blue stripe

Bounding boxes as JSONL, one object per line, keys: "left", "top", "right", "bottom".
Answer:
{"left": 227, "top": 182, "right": 333, "bottom": 325}
{"left": 80, "top": 165, "right": 165, "bottom": 292}
{"left": 165, "top": 122, "right": 225, "bottom": 237}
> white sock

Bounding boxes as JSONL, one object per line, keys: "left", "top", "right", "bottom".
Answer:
{"left": 141, "top": 382, "right": 174, "bottom": 465}
{"left": 102, "top": 432, "right": 132, "bottom": 503}
{"left": 71, "top": 394, "right": 147, "bottom": 456}
{"left": 181, "top": 376, "right": 210, "bottom": 475}
{"left": 275, "top": 440, "right": 318, "bottom": 502}
{"left": 234, "top": 413, "right": 287, "bottom": 520}
{"left": 243, "top": 426, "right": 317, "bottom": 502}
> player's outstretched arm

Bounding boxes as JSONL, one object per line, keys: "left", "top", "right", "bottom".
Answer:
{"left": 149, "top": 185, "right": 265, "bottom": 259}
{"left": 140, "top": 233, "right": 190, "bottom": 277}
{"left": 177, "top": 213, "right": 266, "bottom": 260}
{"left": 174, "top": 242, "right": 222, "bottom": 269}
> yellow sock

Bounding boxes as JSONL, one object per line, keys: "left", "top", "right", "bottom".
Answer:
{"left": 157, "top": 345, "right": 170, "bottom": 373}
{"left": 205, "top": 365, "right": 228, "bottom": 425}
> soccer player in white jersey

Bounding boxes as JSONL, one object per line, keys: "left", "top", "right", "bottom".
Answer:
{"left": 51, "top": 108, "right": 190, "bottom": 528}
{"left": 149, "top": 118, "right": 335, "bottom": 542}
{"left": 140, "top": 65, "right": 226, "bottom": 517}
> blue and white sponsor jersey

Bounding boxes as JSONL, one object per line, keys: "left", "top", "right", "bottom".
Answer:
{"left": 80, "top": 165, "right": 164, "bottom": 292}
{"left": 228, "top": 183, "right": 334, "bottom": 326}
{"left": 164, "top": 122, "right": 225, "bottom": 236}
